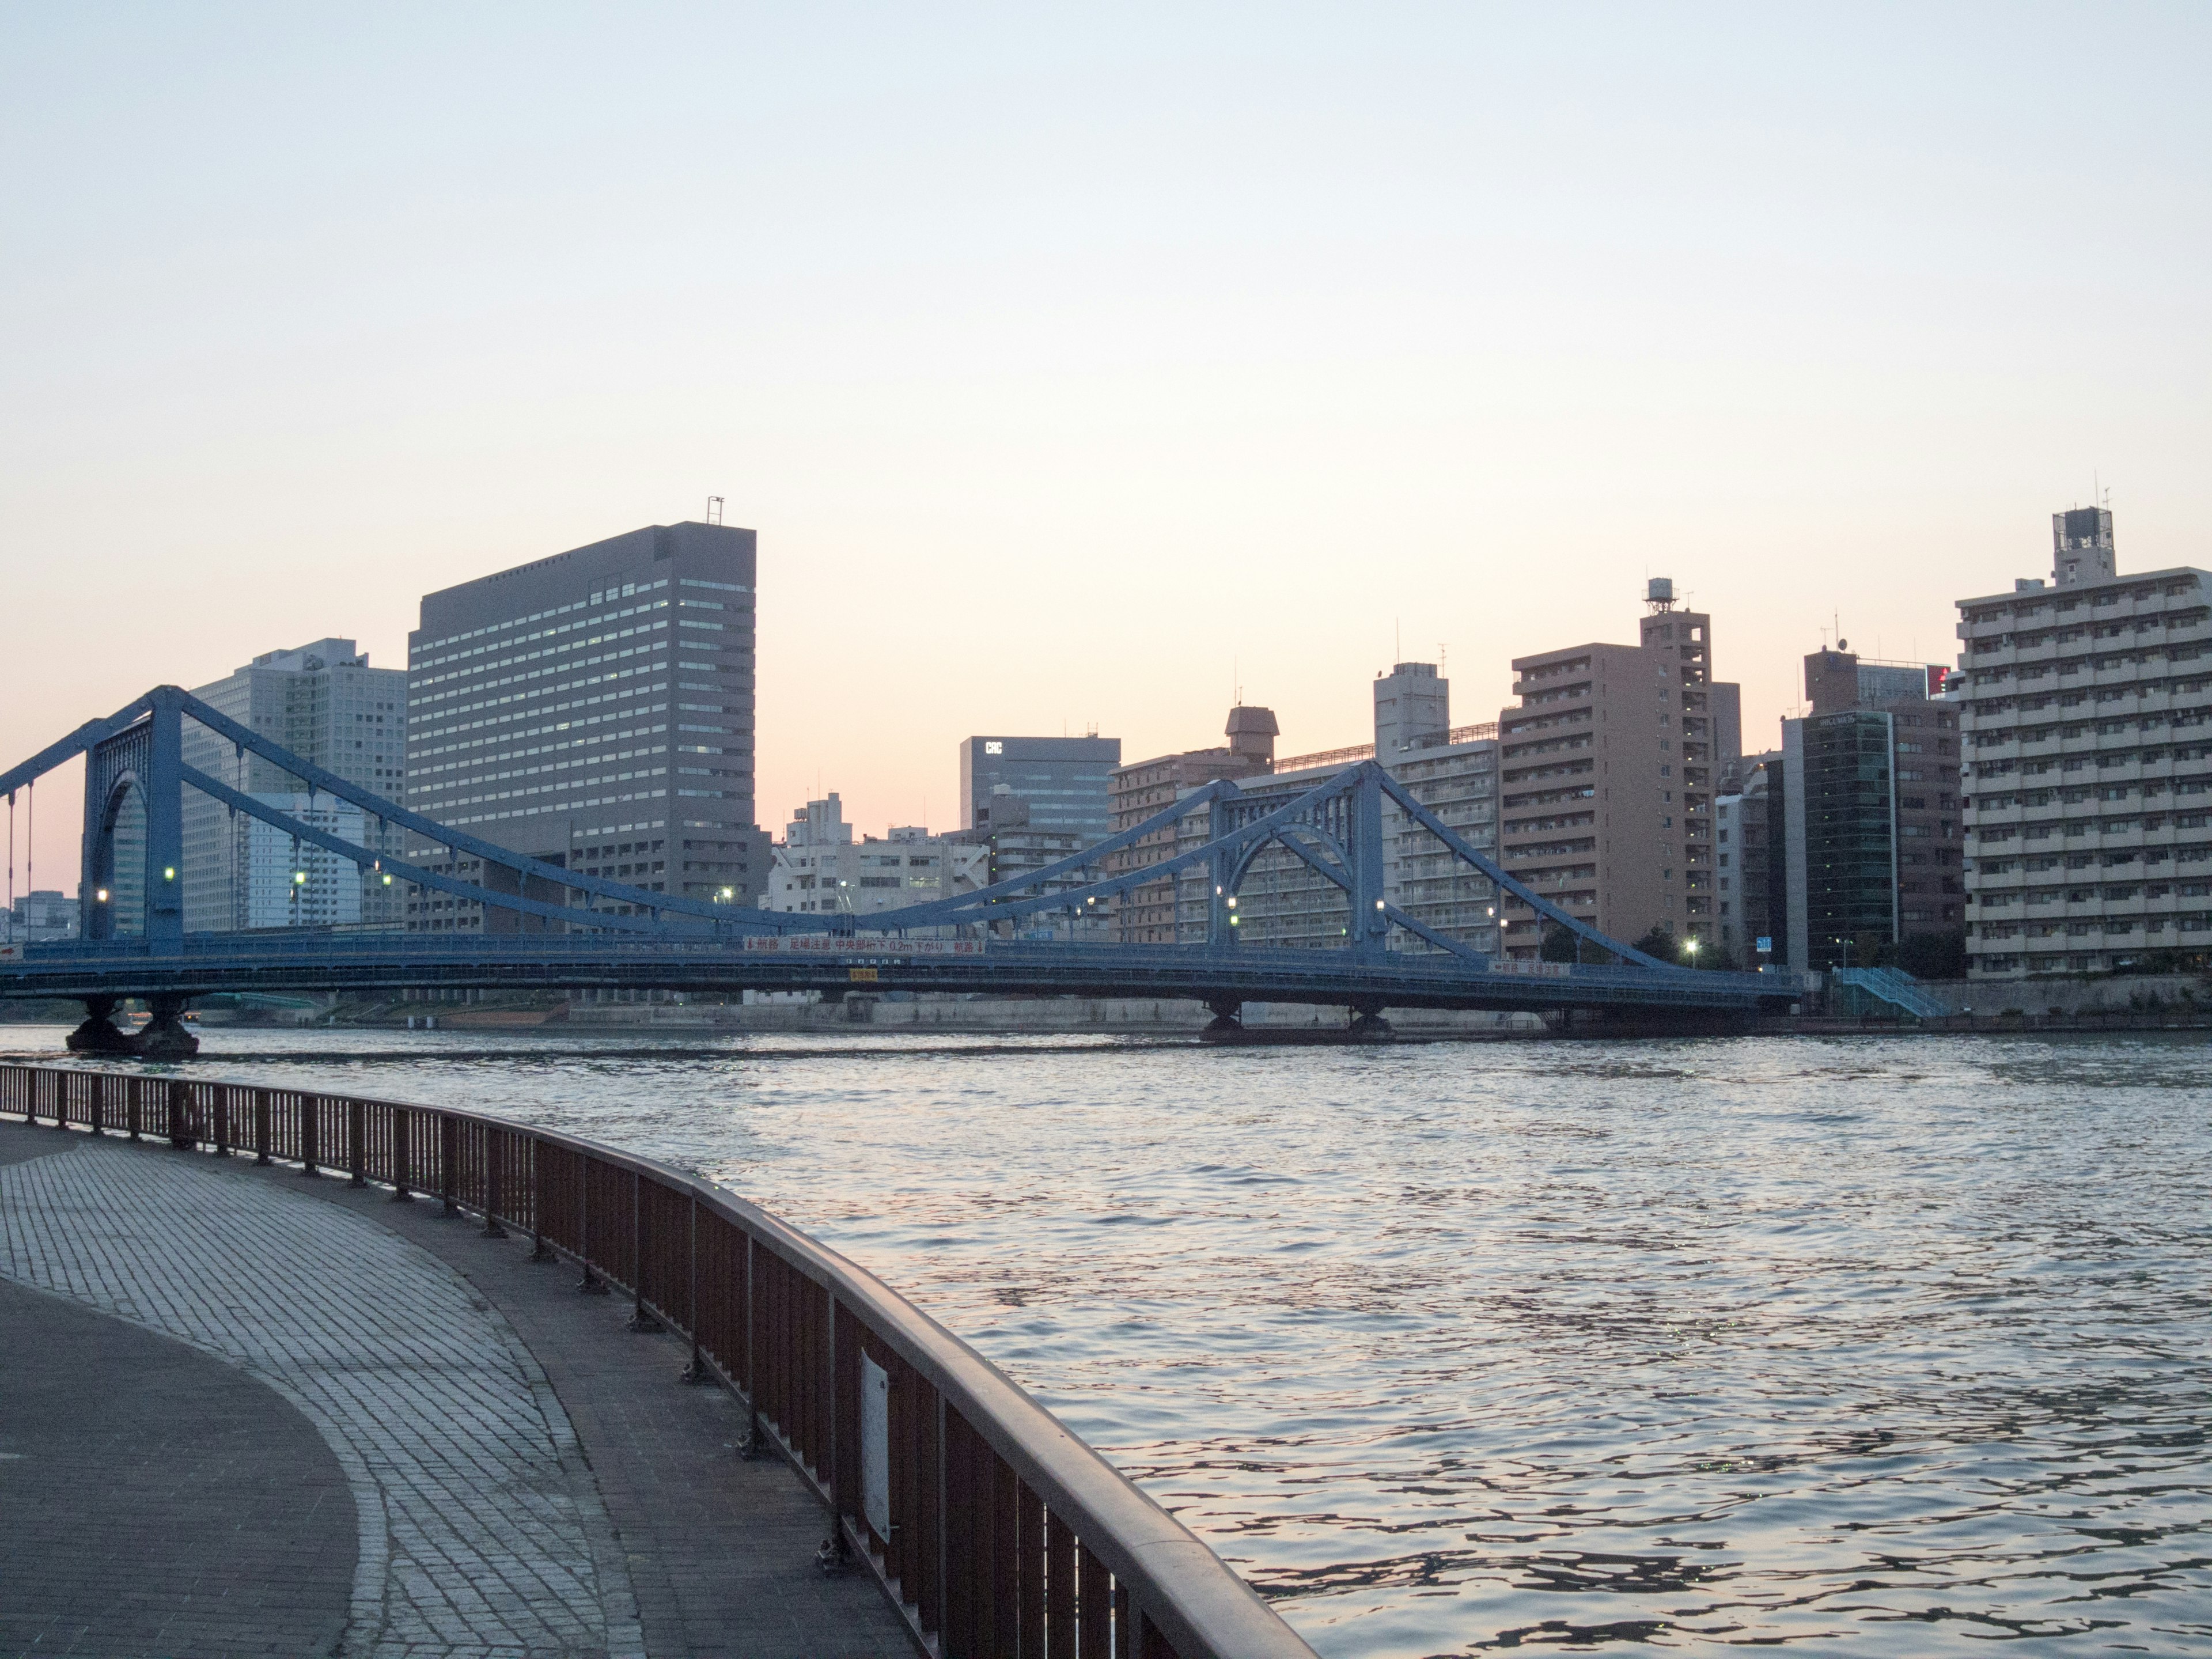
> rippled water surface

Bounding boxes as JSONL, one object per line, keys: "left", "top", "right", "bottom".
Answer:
{"left": 14, "top": 1026, "right": 2211, "bottom": 1655}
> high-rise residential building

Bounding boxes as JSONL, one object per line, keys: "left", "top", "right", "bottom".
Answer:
{"left": 1778, "top": 649, "right": 1963, "bottom": 972}
{"left": 959, "top": 736, "right": 1121, "bottom": 847}
{"left": 1956, "top": 509, "right": 2212, "bottom": 979}
{"left": 1713, "top": 751, "right": 1783, "bottom": 969}
{"left": 181, "top": 639, "right": 408, "bottom": 934}
{"left": 762, "top": 794, "right": 986, "bottom": 922}
{"left": 1495, "top": 581, "right": 1741, "bottom": 959}
{"left": 404, "top": 522, "right": 770, "bottom": 931}
{"left": 1107, "top": 707, "right": 1276, "bottom": 944}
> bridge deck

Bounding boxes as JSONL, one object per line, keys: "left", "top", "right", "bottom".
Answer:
{"left": 0, "top": 1115, "right": 910, "bottom": 1659}
{"left": 0, "top": 937, "right": 1800, "bottom": 1016}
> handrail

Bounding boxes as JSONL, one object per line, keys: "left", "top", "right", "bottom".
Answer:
{"left": 0, "top": 1062, "right": 1316, "bottom": 1659}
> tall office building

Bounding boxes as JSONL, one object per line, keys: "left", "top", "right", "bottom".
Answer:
{"left": 1956, "top": 509, "right": 2212, "bottom": 979}
{"left": 1495, "top": 581, "right": 1741, "bottom": 958}
{"left": 181, "top": 639, "right": 408, "bottom": 933}
{"left": 405, "top": 522, "right": 770, "bottom": 931}
{"left": 1779, "top": 649, "right": 1963, "bottom": 972}
{"left": 959, "top": 735, "right": 1120, "bottom": 846}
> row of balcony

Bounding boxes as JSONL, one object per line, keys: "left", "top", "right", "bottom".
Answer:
{"left": 1959, "top": 585, "right": 2206, "bottom": 638}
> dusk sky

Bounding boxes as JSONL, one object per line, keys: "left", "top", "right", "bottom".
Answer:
{"left": 5, "top": 5, "right": 2208, "bottom": 868}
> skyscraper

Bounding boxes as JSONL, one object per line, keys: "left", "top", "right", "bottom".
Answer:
{"left": 181, "top": 639, "right": 408, "bottom": 933}
{"left": 404, "top": 522, "right": 770, "bottom": 930}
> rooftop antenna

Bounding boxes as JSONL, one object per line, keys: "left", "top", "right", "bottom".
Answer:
{"left": 705, "top": 495, "right": 724, "bottom": 526}
{"left": 1439, "top": 642, "right": 1448, "bottom": 677}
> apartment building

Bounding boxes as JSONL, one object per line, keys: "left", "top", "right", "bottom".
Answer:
{"left": 1106, "top": 707, "right": 1275, "bottom": 944}
{"left": 1495, "top": 582, "right": 1741, "bottom": 959}
{"left": 948, "top": 790, "right": 1104, "bottom": 940}
{"left": 1956, "top": 507, "right": 2212, "bottom": 979}
{"left": 181, "top": 639, "right": 408, "bottom": 933}
{"left": 1780, "top": 651, "right": 1962, "bottom": 971}
{"left": 1714, "top": 753, "right": 1780, "bottom": 967}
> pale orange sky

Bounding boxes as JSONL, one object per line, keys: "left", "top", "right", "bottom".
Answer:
{"left": 3, "top": 6, "right": 2208, "bottom": 877}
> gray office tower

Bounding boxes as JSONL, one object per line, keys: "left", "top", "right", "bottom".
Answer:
{"left": 959, "top": 736, "right": 1122, "bottom": 847}
{"left": 406, "top": 522, "right": 770, "bottom": 931}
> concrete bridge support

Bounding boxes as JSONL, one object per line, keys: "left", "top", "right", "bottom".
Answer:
{"left": 65, "top": 997, "right": 136, "bottom": 1055}
{"left": 64, "top": 995, "right": 199, "bottom": 1059}
{"left": 1346, "top": 999, "right": 1395, "bottom": 1043}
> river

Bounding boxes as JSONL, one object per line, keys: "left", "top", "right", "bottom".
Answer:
{"left": 8, "top": 1024, "right": 2209, "bottom": 1656}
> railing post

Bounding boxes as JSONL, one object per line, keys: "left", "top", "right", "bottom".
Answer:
{"left": 390, "top": 1107, "right": 413, "bottom": 1202}
{"left": 577, "top": 1157, "right": 606, "bottom": 1293}
{"left": 483, "top": 1125, "right": 507, "bottom": 1238}
{"left": 126, "top": 1075, "right": 142, "bottom": 1142}
{"left": 86, "top": 1074, "right": 104, "bottom": 1137}
{"left": 529, "top": 1139, "right": 553, "bottom": 1261}
{"left": 167, "top": 1079, "right": 191, "bottom": 1150}
{"left": 679, "top": 1195, "right": 707, "bottom": 1383}
{"left": 211, "top": 1085, "right": 230, "bottom": 1156}
{"left": 253, "top": 1087, "right": 271, "bottom": 1166}
{"left": 300, "top": 1093, "right": 319, "bottom": 1177}
{"left": 347, "top": 1099, "right": 366, "bottom": 1188}
{"left": 628, "top": 1169, "right": 661, "bottom": 1332}
{"left": 440, "top": 1113, "right": 458, "bottom": 1217}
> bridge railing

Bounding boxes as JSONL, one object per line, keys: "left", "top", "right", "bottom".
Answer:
{"left": 0, "top": 1062, "right": 1314, "bottom": 1659}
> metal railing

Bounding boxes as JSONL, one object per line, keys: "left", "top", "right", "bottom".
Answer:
{"left": 0, "top": 1062, "right": 1316, "bottom": 1659}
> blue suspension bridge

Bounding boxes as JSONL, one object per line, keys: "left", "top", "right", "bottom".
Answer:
{"left": 0, "top": 687, "right": 1801, "bottom": 1055}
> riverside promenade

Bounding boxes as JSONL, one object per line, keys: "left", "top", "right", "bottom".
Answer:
{"left": 0, "top": 1113, "right": 912, "bottom": 1659}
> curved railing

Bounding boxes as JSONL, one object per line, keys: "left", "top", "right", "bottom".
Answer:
{"left": 0, "top": 1062, "right": 1317, "bottom": 1659}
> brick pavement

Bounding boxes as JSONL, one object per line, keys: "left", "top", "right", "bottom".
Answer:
{"left": 0, "top": 1275, "right": 357, "bottom": 1657}
{"left": 0, "top": 1117, "right": 912, "bottom": 1659}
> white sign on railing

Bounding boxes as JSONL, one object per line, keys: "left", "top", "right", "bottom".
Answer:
{"left": 1491, "top": 958, "right": 1571, "bottom": 978}
{"left": 861, "top": 1353, "right": 891, "bottom": 1540}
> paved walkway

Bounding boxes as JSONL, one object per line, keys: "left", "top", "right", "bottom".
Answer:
{"left": 0, "top": 1116, "right": 912, "bottom": 1659}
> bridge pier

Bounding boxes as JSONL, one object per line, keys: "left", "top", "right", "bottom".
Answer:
{"left": 63, "top": 995, "right": 200, "bottom": 1059}
{"left": 137, "top": 995, "right": 200, "bottom": 1060}
{"left": 65, "top": 998, "right": 137, "bottom": 1056}
{"left": 1346, "top": 1000, "right": 1395, "bottom": 1044}
{"left": 1199, "top": 996, "right": 1245, "bottom": 1041}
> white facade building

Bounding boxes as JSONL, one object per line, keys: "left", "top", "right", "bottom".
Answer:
{"left": 763, "top": 794, "right": 987, "bottom": 922}
{"left": 1957, "top": 507, "right": 2212, "bottom": 979}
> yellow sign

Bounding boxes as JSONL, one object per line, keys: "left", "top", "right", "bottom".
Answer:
{"left": 849, "top": 967, "right": 880, "bottom": 983}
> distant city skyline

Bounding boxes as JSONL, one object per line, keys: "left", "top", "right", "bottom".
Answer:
{"left": 4, "top": 7, "right": 2209, "bottom": 871}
